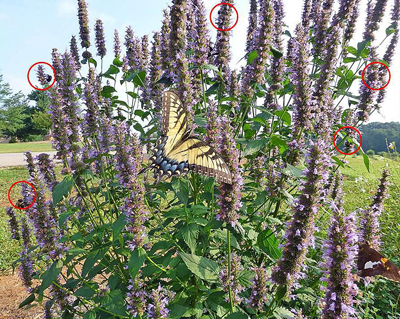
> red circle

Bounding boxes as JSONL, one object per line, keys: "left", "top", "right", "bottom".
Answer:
{"left": 27, "top": 62, "right": 56, "bottom": 91}
{"left": 361, "top": 62, "right": 391, "bottom": 91}
{"left": 333, "top": 126, "right": 363, "bottom": 155}
{"left": 8, "top": 181, "right": 37, "bottom": 210}
{"left": 210, "top": 3, "right": 239, "bottom": 31}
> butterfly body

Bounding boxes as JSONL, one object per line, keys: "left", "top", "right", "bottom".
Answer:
{"left": 357, "top": 243, "right": 400, "bottom": 283}
{"left": 147, "top": 91, "right": 232, "bottom": 184}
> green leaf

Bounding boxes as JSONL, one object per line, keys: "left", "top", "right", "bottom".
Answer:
{"left": 270, "top": 135, "right": 288, "bottom": 153}
{"left": 66, "top": 247, "right": 86, "bottom": 256}
{"left": 270, "top": 46, "right": 283, "bottom": 59}
{"left": 346, "top": 46, "right": 358, "bottom": 56}
{"left": 88, "top": 58, "right": 97, "bottom": 67}
{"left": 82, "top": 248, "right": 108, "bottom": 278}
{"left": 169, "top": 304, "right": 189, "bottom": 318}
{"left": 53, "top": 176, "right": 74, "bottom": 206}
{"left": 363, "top": 152, "right": 370, "bottom": 173}
{"left": 83, "top": 310, "right": 96, "bottom": 319}
{"left": 101, "top": 289, "right": 127, "bottom": 316}
{"left": 19, "top": 293, "right": 35, "bottom": 308}
{"left": 75, "top": 285, "right": 96, "bottom": 298}
{"left": 332, "top": 156, "right": 345, "bottom": 168}
{"left": 247, "top": 50, "right": 258, "bottom": 65}
{"left": 172, "top": 179, "right": 189, "bottom": 206}
{"left": 59, "top": 210, "right": 74, "bottom": 227}
{"left": 275, "top": 110, "right": 291, "bottom": 125}
{"left": 128, "top": 248, "right": 146, "bottom": 278}
{"left": 386, "top": 23, "right": 396, "bottom": 36}
{"left": 103, "top": 65, "right": 119, "bottom": 76}
{"left": 257, "top": 229, "right": 281, "bottom": 259}
{"left": 179, "top": 252, "right": 219, "bottom": 282}
{"left": 343, "top": 57, "right": 357, "bottom": 63}
{"left": 102, "top": 85, "right": 116, "bottom": 94}
{"left": 39, "top": 259, "right": 63, "bottom": 294}
{"left": 203, "top": 64, "right": 224, "bottom": 82}
{"left": 133, "top": 70, "right": 146, "bottom": 87}
{"left": 282, "top": 164, "right": 302, "bottom": 178}
{"left": 113, "top": 57, "right": 123, "bottom": 67}
{"left": 126, "top": 91, "right": 139, "bottom": 99}
{"left": 112, "top": 214, "right": 127, "bottom": 241}
{"left": 181, "top": 223, "right": 199, "bottom": 253}
{"left": 357, "top": 40, "right": 370, "bottom": 57}
{"left": 274, "top": 307, "right": 295, "bottom": 319}
{"left": 226, "top": 312, "right": 249, "bottom": 319}
{"left": 242, "top": 138, "right": 269, "bottom": 156}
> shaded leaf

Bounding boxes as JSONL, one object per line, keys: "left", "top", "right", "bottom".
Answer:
{"left": 179, "top": 252, "right": 219, "bottom": 282}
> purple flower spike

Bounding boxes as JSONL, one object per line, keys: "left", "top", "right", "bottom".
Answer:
{"left": 95, "top": 19, "right": 107, "bottom": 58}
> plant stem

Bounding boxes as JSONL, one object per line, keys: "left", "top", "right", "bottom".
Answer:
{"left": 227, "top": 230, "right": 234, "bottom": 313}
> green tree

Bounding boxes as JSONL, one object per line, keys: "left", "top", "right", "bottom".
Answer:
{"left": 0, "top": 74, "right": 29, "bottom": 139}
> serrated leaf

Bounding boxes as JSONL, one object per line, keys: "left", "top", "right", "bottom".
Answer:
{"left": 386, "top": 23, "right": 396, "bottom": 36}
{"left": 179, "top": 252, "right": 219, "bottom": 282}
{"left": 242, "top": 138, "right": 269, "bottom": 156}
{"left": 83, "top": 310, "right": 96, "bottom": 319}
{"left": 181, "top": 224, "right": 199, "bottom": 253}
{"left": 113, "top": 57, "right": 123, "bottom": 67}
{"left": 74, "top": 285, "right": 96, "bottom": 298}
{"left": 274, "top": 307, "right": 295, "bottom": 319}
{"left": 128, "top": 248, "right": 146, "bottom": 278}
{"left": 257, "top": 229, "right": 281, "bottom": 259}
{"left": 357, "top": 40, "right": 370, "bottom": 57}
{"left": 53, "top": 176, "right": 74, "bottom": 206}
{"left": 247, "top": 50, "right": 258, "bottom": 65}
{"left": 169, "top": 304, "right": 189, "bottom": 318}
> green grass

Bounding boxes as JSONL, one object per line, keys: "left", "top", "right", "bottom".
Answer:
{"left": 0, "top": 167, "right": 29, "bottom": 272}
{"left": 0, "top": 141, "right": 53, "bottom": 153}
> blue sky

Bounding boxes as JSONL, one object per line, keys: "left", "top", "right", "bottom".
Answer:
{"left": 0, "top": 0, "right": 398, "bottom": 123}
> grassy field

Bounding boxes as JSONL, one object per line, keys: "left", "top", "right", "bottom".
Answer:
{"left": 0, "top": 155, "right": 398, "bottom": 273}
{"left": 0, "top": 141, "right": 53, "bottom": 154}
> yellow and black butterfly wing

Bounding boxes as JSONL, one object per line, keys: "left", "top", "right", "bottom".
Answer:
{"left": 166, "top": 137, "right": 232, "bottom": 184}
{"left": 149, "top": 91, "right": 232, "bottom": 184}
{"left": 358, "top": 244, "right": 400, "bottom": 283}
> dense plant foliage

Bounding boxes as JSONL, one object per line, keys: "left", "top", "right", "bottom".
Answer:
{"left": 6, "top": 0, "right": 400, "bottom": 318}
{"left": 361, "top": 121, "right": 400, "bottom": 152}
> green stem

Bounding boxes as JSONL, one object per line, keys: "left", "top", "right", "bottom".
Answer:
{"left": 227, "top": 230, "right": 234, "bottom": 313}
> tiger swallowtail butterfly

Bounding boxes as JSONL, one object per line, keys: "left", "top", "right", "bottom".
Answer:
{"left": 144, "top": 91, "right": 232, "bottom": 184}
{"left": 357, "top": 243, "right": 400, "bottom": 283}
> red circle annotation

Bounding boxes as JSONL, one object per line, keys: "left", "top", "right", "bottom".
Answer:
{"left": 210, "top": 3, "right": 239, "bottom": 31}
{"left": 27, "top": 62, "right": 56, "bottom": 91}
{"left": 361, "top": 62, "right": 391, "bottom": 91}
{"left": 8, "top": 181, "right": 37, "bottom": 210}
{"left": 333, "top": 126, "right": 363, "bottom": 156}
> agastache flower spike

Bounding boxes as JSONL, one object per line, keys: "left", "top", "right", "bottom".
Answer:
{"left": 344, "top": 0, "right": 361, "bottom": 44}
{"left": 141, "top": 35, "right": 149, "bottom": 69}
{"left": 214, "top": 0, "right": 234, "bottom": 80}
{"left": 246, "top": 0, "right": 258, "bottom": 53}
{"left": 36, "top": 64, "right": 47, "bottom": 87}
{"left": 36, "top": 153, "right": 57, "bottom": 191}
{"left": 249, "top": 266, "right": 268, "bottom": 311}
{"left": 313, "top": 0, "right": 335, "bottom": 57}
{"left": 301, "top": 0, "right": 312, "bottom": 27}
{"left": 321, "top": 207, "right": 358, "bottom": 319}
{"left": 94, "top": 19, "right": 107, "bottom": 58}
{"left": 377, "top": 0, "right": 400, "bottom": 104}
{"left": 124, "top": 26, "right": 135, "bottom": 73}
{"left": 271, "top": 140, "right": 329, "bottom": 290}
{"left": 77, "top": 0, "right": 90, "bottom": 49}
{"left": 169, "top": 0, "right": 194, "bottom": 125}
{"left": 205, "top": 101, "right": 221, "bottom": 149}
{"left": 149, "top": 32, "right": 163, "bottom": 112}
{"left": 83, "top": 68, "right": 100, "bottom": 138}
{"left": 160, "top": 9, "right": 171, "bottom": 70}
{"left": 287, "top": 24, "right": 315, "bottom": 164}
{"left": 229, "top": 70, "right": 239, "bottom": 111}
{"left": 217, "top": 117, "right": 242, "bottom": 226}
{"left": 241, "top": 0, "right": 274, "bottom": 98}
{"left": 359, "top": 169, "right": 390, "bottom": 249}
{"left": 51, "top": 48, "right": 62, "bottom": 80}
{"left": 364, "top": 0, "right": 389, "bottom": 42}
{"left": 114, "top": 29, "right": 121, "bottom": 58}
{"left": 219, "top": 253, "right": 244, "bottom": 305}
{"left": 127, "top": 273, "right": 147, "bottom": 317}
{"left": 6, "top": 207, "right": 20, "bottom": 240}
{"left": 147, "top": 285, "right": 175, "bottom": 319}
{"left": 70, "top": 36, "right": 81, "bottom": 70}
{"left": 48, "top": 87, "right": 70, "bottom": 162}
{"left": 265, "top": 0, "right": 285, "bottom": 105}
